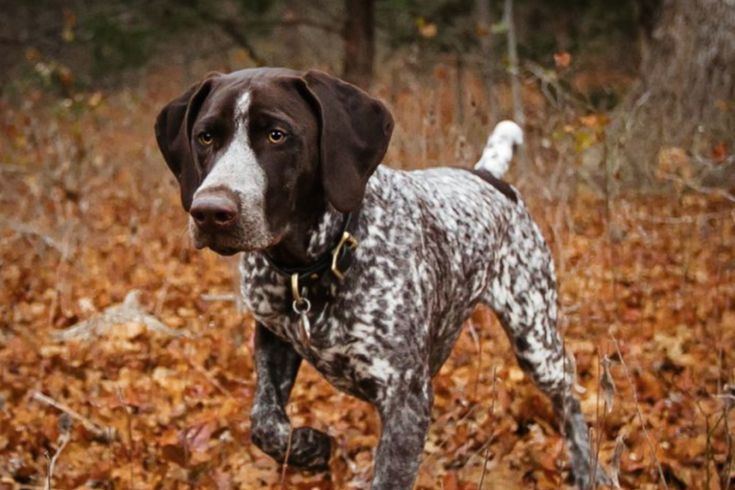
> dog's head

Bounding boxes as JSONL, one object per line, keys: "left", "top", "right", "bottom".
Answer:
{"left": 154, "top": 68, "right": 394, "bottom": 255}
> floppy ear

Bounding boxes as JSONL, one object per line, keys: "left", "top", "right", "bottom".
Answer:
{"left": 154, "top": 78, "right": 215, "bottom": 210}
{"left": 302, "top": 70, "right": 394, "bottom": 212}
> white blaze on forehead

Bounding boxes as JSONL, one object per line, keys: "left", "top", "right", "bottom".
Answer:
{"left": 192, "top": 89, "right": 273, "bottom": 248}
{"left": 235, "top": 91, "right": 251, "bottom": 119}
{"left": 195, "top": 91, "right": 266, "bottom": 197}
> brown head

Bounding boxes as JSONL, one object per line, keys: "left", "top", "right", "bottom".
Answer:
{"left": 154, "top": 68, "right": 394, "bottom": 256}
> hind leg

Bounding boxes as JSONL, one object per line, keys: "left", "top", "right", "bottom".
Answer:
{"left": 484, "top": 223, "right": 609, "bottom": 488}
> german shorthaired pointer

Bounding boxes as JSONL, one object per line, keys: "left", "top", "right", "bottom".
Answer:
{"left": 155, "top": 68, "right": 608, "bottom": 489}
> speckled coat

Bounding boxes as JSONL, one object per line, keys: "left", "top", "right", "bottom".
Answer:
{"left": 241, "top": 166, "right": 600, "bottom": 489}
{"left": 154, "top": 67, "right": 607, "bottom": 490}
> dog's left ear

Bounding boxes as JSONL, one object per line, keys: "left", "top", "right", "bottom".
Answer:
{"left": 301, "top": 70, "right": 394, "bottom": 212}
{"left": 154, "top": 76, "right": 217, "bottom": 210}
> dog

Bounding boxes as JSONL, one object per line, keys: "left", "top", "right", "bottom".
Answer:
{"left": 155, "top": 68, "right": 608, "bottom": 489}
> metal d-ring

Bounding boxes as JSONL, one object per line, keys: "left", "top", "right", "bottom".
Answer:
{"left": 290, "top": 273, "right": 311, "bottom": 315}
{"left": 292, "top": 295, "right": 312, "bottom": 346}
{"left": 292, "top": 296, "right": 311, "bottom": 315}
{"left": 330, "top": 231, "right": 359, "bottom": 280}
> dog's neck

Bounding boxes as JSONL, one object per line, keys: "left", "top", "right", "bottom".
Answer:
{"left": 262, "top": 200, "right": 344, "bottom": 269}
{"left": 306, "top": 204, "right": 345, "bottom": 257}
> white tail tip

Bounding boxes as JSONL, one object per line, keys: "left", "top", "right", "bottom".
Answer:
{"left": 474, "top": 120, "right": 523, "bottom": 179}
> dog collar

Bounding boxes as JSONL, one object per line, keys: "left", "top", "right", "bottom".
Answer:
{"left": 263, "top": 212, "right": 359, "bottom": 303}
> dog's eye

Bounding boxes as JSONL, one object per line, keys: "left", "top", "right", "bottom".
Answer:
{"left": 197, "top": 132, "right": 214, "bottom": 146}
{"left": 267, "top": 129, "right": 286, "bottom": 144}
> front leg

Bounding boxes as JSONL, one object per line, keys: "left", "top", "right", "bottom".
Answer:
{"left": 371, "top": 374, "right": 432, "bottom": 490}
{"left": 250, "top": 322, "right": 331, "bottom": 470}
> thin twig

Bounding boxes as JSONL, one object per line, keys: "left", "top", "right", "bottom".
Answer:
{"left": 184, "top": 357, "right": 231, "bottom": 398}
{"left": 47, "top": 289, "right": 59, "bottom": 330}
{"left": 717, "top": 221, "right": 734, "bottom": 489}
{"left": 153, "top": 282, "right": 170, "bottom": 318}
{"left": 280, "top": 405, "right": 296, "bottom": 489}
{"left": 722, "top": 385, "right": 735, "bottom": 490}
{"left": 44, "top": 414, "right": 72, "bottom": 490}
{"left": 188, "top": 6, "right": 267, "bottom": 66}
{"left": 609, "top": 337, "right": 668, "bottom": 488}
{"left": 477, "top": 365, "right": 498, "bottom": 488}
{"left": 0, "top": 218, "right": 66, "bottom": 254}
{"left": 622, "top": 207, "right": 734, "bottom": 225}
{"left": 424, "top": 403, "right": 481, "bottom": 466}
{"left": 608, "top": 433, "right": 626, "bottom": 489}
{"left": 200, "top": 293, "right": 239, "bottom": 303}
{"left": 591, "top": 348, "right": 603, "bottom": 489}
{"left": 32, "top": 391, "right": 116, "bottom": 443}
{"left": 724, "top": 414, "right": 733, "bottom": 490}
{"left": 467, "top": 319, "right": 482, "bottom": 401}
{"left": 659, "top": 171, "right": 735, "bottom": 203}
{"left": 592, "top": 350, "right": 617, "bottom": 488}
{"left": 242, "top": 17, "right": 341, "bottom": 35}
{"left": 116, "top": 387, "right": 136, "bottom": 489}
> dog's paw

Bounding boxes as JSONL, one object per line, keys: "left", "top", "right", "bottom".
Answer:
{"left": 287, "top": 427, "right": 332, "bottom": 471}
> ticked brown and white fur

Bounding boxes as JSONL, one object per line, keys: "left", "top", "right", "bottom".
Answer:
{"left": 155, "top": 68, "right": 608, "bottom": 489}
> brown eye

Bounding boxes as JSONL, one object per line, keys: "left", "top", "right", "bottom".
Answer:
{"left": 197, "top": 132, "right": 214, "bottom": 146}
{"left": 267, "top": 129, "right": 286, "bottom": 144}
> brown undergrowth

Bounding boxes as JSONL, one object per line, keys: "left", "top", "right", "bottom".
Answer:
{"left": 1, "top": 64, "right": 733, "bottom": 489}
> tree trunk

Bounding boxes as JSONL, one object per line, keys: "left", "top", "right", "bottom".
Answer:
{"left": 476, "top": 0, "right": 498, "bottom": 124}
{"left": 607, "top": 0, "right": 735, "bottom": 185}
{"left": 504, "top": 0, "right": 529, "bottom": 174}
{"left": 342, "top": 0, "right": 375, "bottom": 88}
{"left": 504, "top": 0, "right": 524, "bottom": 127}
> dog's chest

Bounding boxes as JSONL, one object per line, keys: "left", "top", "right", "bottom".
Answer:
{"left": 239, "top": 254, "right": 394, "bottom": 400}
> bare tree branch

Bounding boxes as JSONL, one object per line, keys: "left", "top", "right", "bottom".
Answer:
{"left": 186, "top": 5, "right": 267, "bottom": 66}
{"left": 244, "top": 18, "right": 341, "bottom": 35}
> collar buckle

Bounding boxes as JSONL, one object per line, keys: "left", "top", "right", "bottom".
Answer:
{"left": 330, "top": 231, "right": 359, "bottom": 280}
{"left": 291, "top": 273, "right": 303, "bottom": 303}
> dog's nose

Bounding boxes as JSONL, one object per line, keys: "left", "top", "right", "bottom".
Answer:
{"left": 190, "top": 192, "right": 238, "bottom": 231}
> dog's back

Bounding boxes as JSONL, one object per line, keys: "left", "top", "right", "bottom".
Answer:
{"left": 358, "top": 163, "right": 533, "bottom": 367}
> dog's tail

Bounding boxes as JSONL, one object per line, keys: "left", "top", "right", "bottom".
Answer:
{"left": 474, "top": 120, "right": 523, "bottom": 179}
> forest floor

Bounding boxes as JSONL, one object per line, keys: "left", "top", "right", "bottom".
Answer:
{"left": 1, "top": 64, "right": 734, "bottom": 489}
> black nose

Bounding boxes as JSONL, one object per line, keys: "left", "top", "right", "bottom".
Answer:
{"left": 190, "top": 192, "right": 238, "bottom": 231}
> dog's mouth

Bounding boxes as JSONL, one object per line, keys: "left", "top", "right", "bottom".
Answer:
{"left": 189, "top": 218, "right": 283, "bottom": 256}
{"left": 192, "top": 230, "right": 253, "bottom": 256}
{"left": 202, "top": 242, "right": 241, "bottom": 256}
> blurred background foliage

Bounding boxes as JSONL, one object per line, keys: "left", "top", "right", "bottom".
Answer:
{"left": 5, "top": 0, "right": 731, "bottom": 187}
{"left": 0, "top": 0, "right": 638, "bottom": 92}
